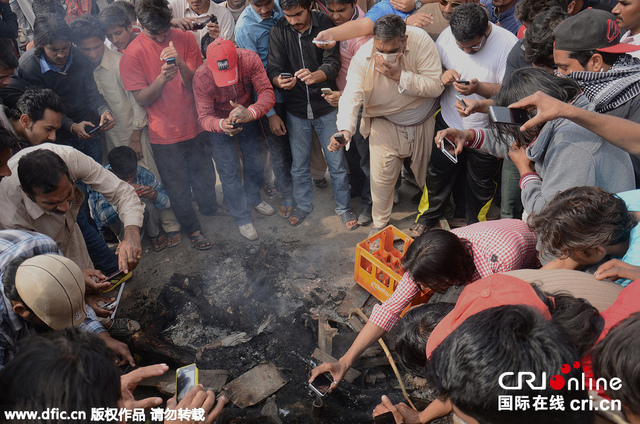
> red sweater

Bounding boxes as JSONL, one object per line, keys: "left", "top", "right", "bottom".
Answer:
{"left": 193, "top": 48, "right": 275, "bottom": 133}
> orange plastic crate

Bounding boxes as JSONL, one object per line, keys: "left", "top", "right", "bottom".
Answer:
{"left": 354, "top": 226, "right": 432, "bottom": 316}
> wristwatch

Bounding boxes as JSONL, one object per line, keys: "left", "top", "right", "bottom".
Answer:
{"left": 415, "top": 0, "right": 422, "bottom": 9}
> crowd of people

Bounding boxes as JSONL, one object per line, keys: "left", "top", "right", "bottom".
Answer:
{"left": 0, "top": 0, "right": 640, "bottom": 421}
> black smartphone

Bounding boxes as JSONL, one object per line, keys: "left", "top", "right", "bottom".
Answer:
{"left": 280, "top": 72, "right": 293, "bottom": 79}
{"left": 374, "top": 411, "right": 396, "bottom": 424}
{"left": 231, "top": 122, "right": 243, "bottom": 129}
{"left": 488, "top": 106, "right": 530, "bottom": 126}
{"left": 309, "top": 373, "right": 332, "bottom": 397}
{"left": 176, "top": 364, "right": 198, "bottom": 402}
{"left": 456, "top": 80, "right": 470, "bottom": 85}
{"left": 441, "top": 137, "right": 458, "bottom": 164}
{"left": 166, "top": 57, "right": 176, "bottom": 66}
{"left": 334, "top": 133, "right": 345, "bottom": 144}
{"left": 88, "top": 123, "right": 104, "bottom": 134}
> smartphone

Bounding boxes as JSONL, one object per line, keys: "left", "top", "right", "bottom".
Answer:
{"left": 488, "top": 106, "right": 530, "bottom": 126}
{"left": 280, "top": 72, "right": 293, "bottom": 79}
{"left": 321, "top": 87, "right": 333, "bottom": 96}
{"left": 108, "top": 282, "right": 126, "bottom": 320}
{"left": 192, "top": 15, "right": 211, "bottom": 30}
{"left": 333, "top": 133, "right": 345, "bottom": 144}
{"left": 176, "top": 364, "right": 199, "bottom": 402}
{"left": 456, "top": 80, "right": 470, "bottom": 85}
{"left": 88, "top": 123, "right": 104, "bottom": 135}
{"left": 455, "top": 95, "right": 467, "bottom": 109}
{"left": 374, "top": 411, "right": 396, "bottom": 424}
{"left": 230, "top": 122, "right": 243, "bottom": 129}
{"left": 98, "top": 269, "right": 125, "bottom": 286}
{"left": 166, "top": 57, "right": 176, "bottom": 66}
{"left": 309, "top": 373, "right": 332, "bottom": 397}
{"left": 312, "top": 40, "right": 332, "bottom": 45}
{"left": 441, "top": 137, "right": 458, "bottom": 164}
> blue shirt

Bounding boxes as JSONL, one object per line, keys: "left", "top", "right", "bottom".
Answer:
{"left": 364, "top": 0, "right": 412, "bottom": 22}
{"left": 38, "top": 51, "right": 73, "bottom": 74}
{"left": 89, "top": 165, "right": 170, "bottom": 230}
{"left": 481, "top": 0, "right": 521, "bottom": 36}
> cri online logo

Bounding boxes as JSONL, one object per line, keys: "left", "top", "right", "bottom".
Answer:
{"left": 498, "top": 361, "right": 622, "bottom": 391}
{"left": 549, "top": 361, "right": 581, "bottom": 390}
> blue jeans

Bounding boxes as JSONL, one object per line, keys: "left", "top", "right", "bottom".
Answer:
{"left": 209, "top": 121, "right": 264, "bottom": 225}
{"left": 77, "top": 210, "right": 119, "bottom": 274}
{"left": 66, "top": 135, "right": 102, "bottom": 164}
{"left": 286, "top": 110, "right": 351, "bottom": 215}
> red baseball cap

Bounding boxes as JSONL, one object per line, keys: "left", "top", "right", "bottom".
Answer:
{"left": 206, "top": 39, "right": 238, "bottom": 87}
{"left": 426, "top": 274, "right": 552, "bottom": 358}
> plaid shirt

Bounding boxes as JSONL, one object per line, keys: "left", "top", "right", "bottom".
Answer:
{"left": 89, "top": 165, "right": 169, "bottom": 229}
{"left": 0, "top": 230, "right": 105, "bottom": 368}
{"left": 64, "top": 0, "right": 92, "bottom": 24}
{"left": 369, "top": 219, "right": 540, "bottom": 331}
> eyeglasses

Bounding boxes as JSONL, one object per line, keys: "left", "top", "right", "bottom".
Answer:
{"left": 456, "top": 34, "right": 487, "bottom": 53}
{"left": 440, "top": 0, "right": 463, "bottom": 7}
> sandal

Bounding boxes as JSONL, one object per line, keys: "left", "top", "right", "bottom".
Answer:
{"left": 190, "top": 232, "right": 212, "bottom": 250}
{"left": 288, "top": 208, "right": 309, "bottom": 227}
{"left": 150, "top": 233, "right": 168, "bottom": 252}
{"left": 166, "top": 231, "right": 182, "bottom": 248}
{"left": 278, "top": 204, "right": 294, "bottom": 218}
{"left": 313, "top": 177, "right": 328, "bottom": 189}
{"left": 340, "top": 211, "right": 359, "bottom": 231}
{"left": 263, "top": 182, "right": 278, "bottom": 197}
{"left": 409, "top": 222, "right": 427, "bottom": 237}
{"left": 108, "top": 318, "right": 141, "bottom": 338}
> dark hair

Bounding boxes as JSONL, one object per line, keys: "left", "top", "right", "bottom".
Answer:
{"left": 33, "top": 15, "right": 73, "bottom": 57}
{"left": 2, "top": 256, "right": 28, "bottom": 304}
{"left": 32, "top": 0, "right": 66, "bottom": 19}
{"left": 527, "top": 186, "right": 636, "bottom": 259}
{"left": 0, "top": 126, "right": 17, "bottom": 153}
{"left": 99, "top": 2, "right": 133, "bottom": 30}
{"left": 449, "top": 3, "right": 489, "bottom": 43}
{"left": 326, "top": 0, "right": 356, "bottom": 5}
{"left": 108, "top": 146, "right": 138, "bottom": 176}
{"left": 136, "top": 0, "right": 172, "bottom": 34}
{"left": 401, "top": 229, "right": 475, "bottom": 293}
{"left": 395, "top": 302, "right": 455, "bottom": 377}
{"left": 70, "top": 15, "right": 106, "bottom": 44}
{"left": 426, "top": 305, "right": 594, "bottom": 424}
{"left": 18, "top": 149, "right": 71, "bottom": 197}
{"left": 14, "top": 88, "right": 65, "bottom": 123}
{"left": 372, "top": 14, "right": 406, "bottom": 42}
{"left": 531, "top": 285, "right": 603, "bottom": 357}
{"left": 0, "top": 39, "right": 18, "bottom": 71}
{"left": 113, "top": 0, "right": 137, "bottom": 23}
{"left": 0, "top": 328, "right": 121, "bottom": 420}
{"left": 523, "top": 6, "right": 569, "bottom": 66}
{"left": 515, "top": 0, "right": 569, "bottom": 24}
{"left": 592, "top": 312, "right": 640, "bottom": 416}
{"left": 491, "top": 67, "right": 581, "bottom": 147}
{"left": 568, "top": 50, "right": 624, "bottom": 69}
{"left": 280, "top": 0, "right": 312, "bottom": 11}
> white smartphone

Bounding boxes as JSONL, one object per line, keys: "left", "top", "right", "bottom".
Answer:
{"left": 441, "top": 137, "right": 458, "bottom": 163}
{"left": 455, "top": 95, "right": 468, "bottom": 109}
{"left": 321, "top": 87, "right": 333, "bottom": 95}
{"left": 312, "top": 40, "right": 332, "bottom": 45}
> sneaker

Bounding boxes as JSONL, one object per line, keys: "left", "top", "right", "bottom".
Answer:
{"left": 254, "top": 201, "right": 276, "bottom": 216}
{"left": 358, "top": 209, "right": 373, "bottom": 226}
{"left": 238, "top": 223, "right": 258, "bottom": 240}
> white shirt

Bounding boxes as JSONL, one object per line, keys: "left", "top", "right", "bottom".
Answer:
{"left": 621, "top": 30, "right": 640, "bottom": 60}
{"left": 168, "top": 0, "right": 235, "bottom": 46}
{"left": 436, "top": 23, "right": 517, "bottom": 129}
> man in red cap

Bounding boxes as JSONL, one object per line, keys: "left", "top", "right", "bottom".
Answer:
{"left": 192, "top": 40, "right": 276, "bottom": 240}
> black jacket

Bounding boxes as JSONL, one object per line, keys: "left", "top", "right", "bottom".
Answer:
{"left": 267, "top": 11, "right": 340, "bottom": 119}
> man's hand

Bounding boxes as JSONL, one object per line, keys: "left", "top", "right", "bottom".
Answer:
{"left": 71, "top": 121, "right": 95, "bottom": 140}
{"left": 328, "top": 130, "right": 351, "bottom": 152}
{"left": 453, "top": 78, "right": 478, "bottom": 95}
{"left": 118, "top": 226, "right": 142, "bottom": 273}
{"left": 441, "top": 68, "right": 461, "bottom": 86}
{"left": 98, "top": 332, "right": 135, "bottom": 367}
{"left": 509, "top": 91, "right": 560, "bottom": 132}
{"left": 172, "top": 17, "right": 198, "bottom": 31}
{"left": 595, "top": 259, "right": 640, "bottom": 282}
{"left": 406, "top": 13, "right": 433, "bottom": 28}
{"left": 99, "top": 111, "right": 116, "bottom": 132}
{"left": 165, "top": 385, "right": 227, "bottom": 424}
{"left": 274, "top": 74, "right": 296, "bottom": 90}
{"left": 455, "top": 97, "right": 491, "bottom": 117}
{"left": 85, "top": 293, "right": 114, "bottom": 317}
{"left": 228, "top": 101, "right": 253, "bottom": 124}
{"left": 390, "top": 0, "right": 415, "bottom": 12}
{"left": 206, "top": 22, "right": 220, "bottom": 39}
{"left": 220, "top": 118, "right": 243, "bottom": 136}
{"left": 312, "top": 31, "right": 336, "bottom": 49}
{"left": 82, "top": 268, "right": 110, "bottom": 293}
{"left": 121, "top": 364, "right": 168, "bottom": 410}
{"left": 309, "top": 359, "right": 350, "bottom": 393}
{"left": 129, "top": 130, "right": 143, "bottom": 159}
{"left": 322, "top": 90, "right": 342, "bottom": 107}
{"left": 372, "top": 396, "right": 405, "bottom": 423}
{"left": 395, "top": 403, "right": 422, "bottom": 424}
{"left": 268, "top": 114, "right": 287, "bottom": 136}
{"left": 295, "top": 68, "right": 327, "bottom": 86}
{"left": 434, "top": 128, "right": 473, "bottom": 155}
{"left": 374, "top": 53, "right": 403, "bottom": 82}
{"left": 508, "top": 142, "right": 535, "bottom": 176}
{"left": 159, "top": 60, "right": 179, "bottom": 83}
{"left": 160, "top": 41, "right": 184, "bottom": 67}
{"left": 132, "top": 183, "right": 158, "bottom": 201}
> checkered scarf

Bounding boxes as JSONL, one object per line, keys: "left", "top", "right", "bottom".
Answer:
{"left": 568, "top": 55, "right": 640, "bottom": 113}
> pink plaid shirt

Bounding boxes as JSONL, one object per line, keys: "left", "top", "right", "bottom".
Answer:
{"left": 368, "top": 219, "right": 540, "bottom": 331}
